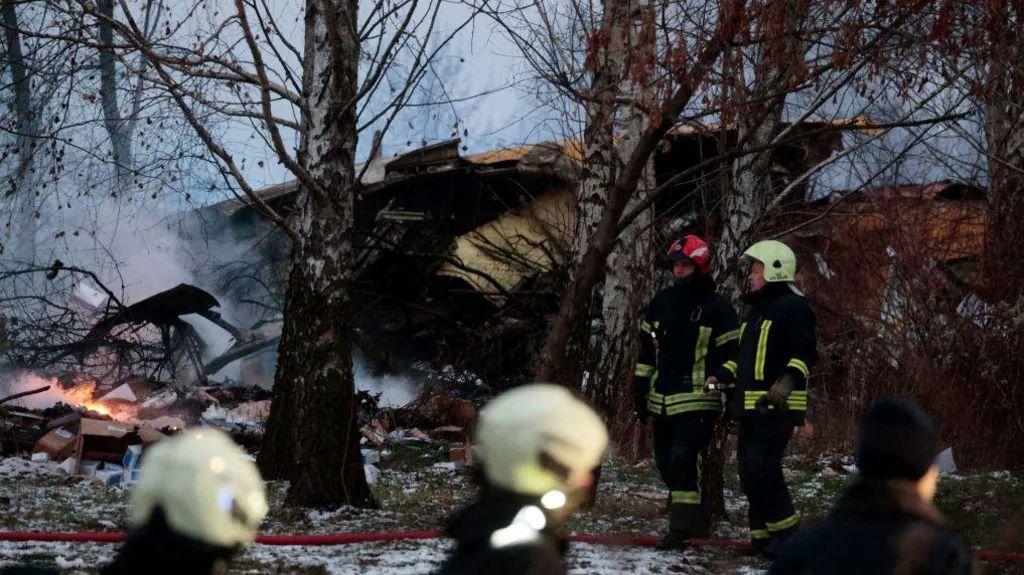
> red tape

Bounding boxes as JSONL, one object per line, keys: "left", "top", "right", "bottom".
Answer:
{"left": 0, "top": 531, "right": 1020, "bottom": 563}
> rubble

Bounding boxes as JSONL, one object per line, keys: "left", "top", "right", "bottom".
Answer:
{"left": 0, "top": 374, "right": 211, "bottom": 487}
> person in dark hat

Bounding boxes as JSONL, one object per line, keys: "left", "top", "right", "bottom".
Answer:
{"left": 768, "top": 399, "right": 977, "bottom": 574}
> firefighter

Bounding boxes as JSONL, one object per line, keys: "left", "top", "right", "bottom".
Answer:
{"left": 102, "top": 428, "right": 269, "bottom": 574}
{"left": 435, "top": 383, "right": 608, "bottom": 575}
{"left": 704, "top": 239, "right": 817, "bottom": 556}
{"left": 634, "top": 235, "right": 740, "bottom": 548}
{"left": 769, "top": 399, "right": 977, "bottom": 574}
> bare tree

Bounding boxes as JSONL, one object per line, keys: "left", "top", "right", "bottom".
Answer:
{"left": 977, "top": 5, "right": 1024, "bottom": 297}
{"left": 56, "top": 0, "right": 483, "bottom": 507}
{"left": 2, "top": 0, "right": 40, "bottom": 262}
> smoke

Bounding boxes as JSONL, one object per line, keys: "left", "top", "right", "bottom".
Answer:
{"left": 353, "top": 356, "right": 421, "bottom": 407}
{"left": 0, "top": 371, "right": 64, "bottom": 410}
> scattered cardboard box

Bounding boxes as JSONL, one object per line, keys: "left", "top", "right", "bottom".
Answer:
{"left": 79, "top": 460, "right": 102, "bottom": 476}
{"left": 76, "top": 419, "right": 135, "bottom": 472}
{"left": 122, "top": 445, "right": 143, "bottom": 471}
{"left": 33, "top": 427, "right": 78, "bottom": 461}
{"left": 94, "top": 463, "right": 125, "bottom": 486}
{"left": 137, "top": 417, "right": 184, "bottom": 446}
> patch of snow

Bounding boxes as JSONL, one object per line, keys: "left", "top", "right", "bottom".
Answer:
{"left": 430, "top": 462, "right": 457, "bottom": 474}
{"left": 0, "top": 457, "right": 64, "bottom": 478}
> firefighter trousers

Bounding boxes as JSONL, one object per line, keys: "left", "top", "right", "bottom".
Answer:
{"left": 737, "top": 411, "right": 799, "bottom": 546}
{"left": 652, "top": 411, "right": 717, "bottom": 535}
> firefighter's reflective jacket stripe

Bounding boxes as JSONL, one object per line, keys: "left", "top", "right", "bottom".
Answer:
{"left": 767, "top": 513, "right": 800, "bottom": 533}
{"left": 670, "top": 490, "right": 701, "bottom": 504}
{"left": 717, "top": 283, "right": 818, "bottom": 422}
{"left": 635, "top": 364, "right": 656, "bottom": 378}
{"left": 633, "top": 276, "right": 739, "bottom": 417}
{"left": 743, "top": 390, "right": 808, "bottom": 411}
{"left": 649, "top": 390, "right": 722, "bottom": 415}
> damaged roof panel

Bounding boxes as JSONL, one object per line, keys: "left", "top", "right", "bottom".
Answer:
{"left": 437, "top": 187, "right": 575, "bottom": 300}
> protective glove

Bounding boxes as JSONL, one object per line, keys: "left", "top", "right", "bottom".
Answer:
{"left": 702, "top": 376, "right": 722, "bottom": 397}
{"left": 755, "top": 374, "right": 794, "bottom": 413}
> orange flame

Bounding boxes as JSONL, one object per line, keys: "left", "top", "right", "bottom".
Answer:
{"left": 57, "top": 379, "right": 136, "bottom": 422}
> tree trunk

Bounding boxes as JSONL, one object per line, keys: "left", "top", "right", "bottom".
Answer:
{"left": 534, "top": 0, "right": 742, "bottom": 385}
{"left": 703, "top": 0, "right": 809, "bottom": 519}
{"left": 584, "top": 1, "right": 657, "bottom": 446}
{"left": 97, "top": 0, "right": 133, "bottom": 190}
{"left": 257, "top": 0, "right": 375, "bottom": 508}
{"left": 566, "top": 0, "right": 630, "bottom": 394}
{"left": 2, "top": 0, "right": 38, "bottom": 263}
{"left": 983, "top": 54, "right": 1024, "bottom": 300}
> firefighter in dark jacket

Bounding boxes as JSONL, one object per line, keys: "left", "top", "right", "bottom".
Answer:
{"left": 634, "top": 235, "right": 740, "bottom": 548}
{"left": 769, "top": 399, "right": 977, "bottom": 575}
{"left": 436, "top": 384, "right": 608, "bottom": 575}
{"left": 704, "top": 239, "right": 817, "bottom": 556}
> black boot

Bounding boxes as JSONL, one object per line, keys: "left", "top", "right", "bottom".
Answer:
{"left": 764, "top": 524, "right": 799, "bottom": 558}
{"left": 658, "top": 503, "right": 711, "bottom": 550}
{"left": 656, "top": 529, "right": 692, "bottom": 550}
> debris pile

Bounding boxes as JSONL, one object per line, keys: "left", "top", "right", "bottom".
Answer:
{"left": 358, "top": 376, "right": 487, "bottom": 471}
{"left": 0, "top": 372, "right": 272, "bottom": 484}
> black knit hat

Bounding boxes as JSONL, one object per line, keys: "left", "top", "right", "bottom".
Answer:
{"left": 856, "top": 399, "right": 940, "bottom": 481}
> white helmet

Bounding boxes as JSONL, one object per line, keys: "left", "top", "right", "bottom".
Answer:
{"left": 475, "top": 383, "right": 608, "bottom": 496}
{"left": 130, "top": 428, "right": 268, "bottom": 548}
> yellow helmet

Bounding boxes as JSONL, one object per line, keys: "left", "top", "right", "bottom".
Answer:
{"left": 130, "top": 428, "right": 268, "bottom": 548}
{"left": 475, "top": 383, "right": 608, "bottom": 496}
{"left": 744, "top": 240, "right": 797, "bottom": 283}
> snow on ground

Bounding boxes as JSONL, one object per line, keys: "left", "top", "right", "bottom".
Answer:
{"left": 1, "top": 446, "right": 1019, "bottom": 573}
{"left": 0, "top": 539, "right": 761, "bottom": 574}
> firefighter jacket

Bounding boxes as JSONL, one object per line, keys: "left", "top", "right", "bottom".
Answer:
{"left": 101, "top": 508, "right": 238, "bottom": 575}
{"left": 716, "top": 282, "right": 817, "bottom": 423}
{"left": 768, "top": 478, "right": 977, "bottom": 575}
{"left": 634, "top": 274, "right": 740, "bottom": 417}
{"left": 436, "top": 488, "right": 567, "bottom": 575}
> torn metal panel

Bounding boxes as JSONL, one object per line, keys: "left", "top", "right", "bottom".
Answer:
{"left": 385, "top": 138, "right": 463, "bottom": 176}
{"left": 437, "top": 186, "right": 575, "bottom": 300}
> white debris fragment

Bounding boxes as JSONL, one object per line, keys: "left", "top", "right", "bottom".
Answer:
{"left": 97, "top": 383, "right": 138, "bottom": 403}
{"left": 141, "top": 389, "right": 177, "bottom": 410}
{"left": 364, "top": 463, "right": 380, "bottom": 486}
{"left": 57, "top": 457, "right": 76, "bottom": 475}
{"left": 69, "top": 282, "right": 109, "bottom": 313}
{"left": 936, "top": 447, "right": 957, "bottom": 474}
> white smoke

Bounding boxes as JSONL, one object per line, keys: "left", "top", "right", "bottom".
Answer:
{"left": 0, "top": 371, "right": 66, "bottom": 410}
{"left": 353, "top": 356, "right": 421, "bottom": 407}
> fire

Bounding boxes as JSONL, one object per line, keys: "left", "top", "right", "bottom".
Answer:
{"left": 57, "top": 379, "right": 136, "bottom": 422}
{"left": 81, "top": 402, "right": 112, "bottom": 416}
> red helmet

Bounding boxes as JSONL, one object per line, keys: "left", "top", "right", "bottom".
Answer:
{"left": 666, "top": 235, "right": 712, "bottom": 274}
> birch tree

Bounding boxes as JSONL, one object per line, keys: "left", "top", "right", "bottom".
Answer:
{"left": 62, "top": 0, "right": 481, "bottom": 507}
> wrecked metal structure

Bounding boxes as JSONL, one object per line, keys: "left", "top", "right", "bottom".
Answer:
{"left": 189, "top": 123, "right": 844, "bottom": 387}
